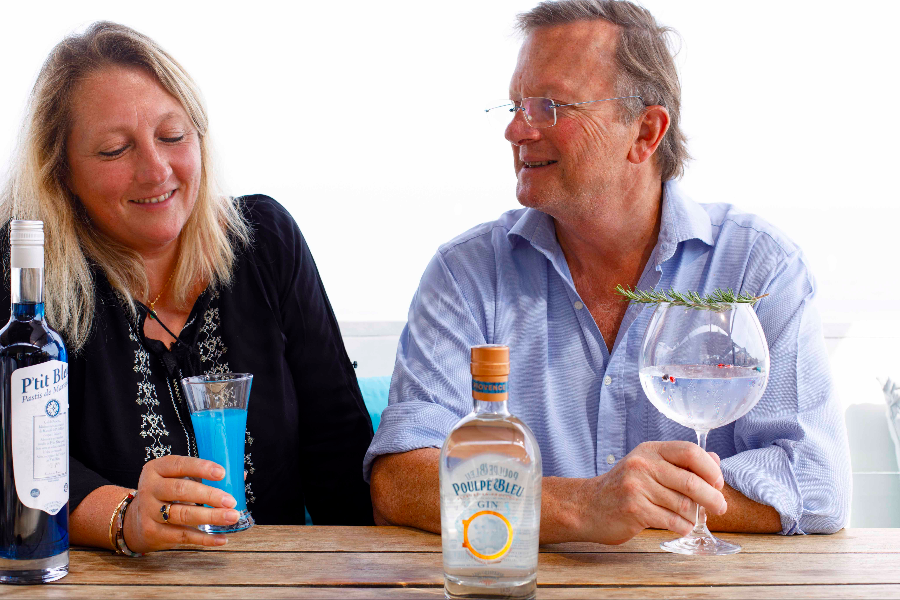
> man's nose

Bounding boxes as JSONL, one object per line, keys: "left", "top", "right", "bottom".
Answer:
{"left": 135, "top": 143, "right": 172, "bottom": 185}
{"left": 505, "top": 110, "right": 541, "bottom": 146}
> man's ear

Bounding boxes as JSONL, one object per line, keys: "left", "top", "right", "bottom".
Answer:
{"left": 627, "top": 105, "right": 670, "bottom": 165}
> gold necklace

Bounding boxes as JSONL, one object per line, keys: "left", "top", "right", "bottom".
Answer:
{"left": 148, "top": 269, "right": 176, "bottom": 320}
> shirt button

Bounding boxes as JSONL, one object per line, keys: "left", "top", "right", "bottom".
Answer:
{"left": 606, "top": 454, "right": 615, "bottom": 465}
{"left": 604, "top": 375, "right": 612, "bottom": 386}
{"left": 574, "top": 301, "right": 584, "bottom": 310}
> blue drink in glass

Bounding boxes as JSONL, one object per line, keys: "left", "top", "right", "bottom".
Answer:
{"left": 190, "top": 408, "right": 249, "bottom": 514}
{"left": 180, "top": 373, "right": 254, "bottom": 533}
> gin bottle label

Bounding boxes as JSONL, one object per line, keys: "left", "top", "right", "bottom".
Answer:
{"left": 10, "top": 360, "right": 69, "bottom": 515}
{"left": 442, "top": 453, "right": 538, "bottom": 568}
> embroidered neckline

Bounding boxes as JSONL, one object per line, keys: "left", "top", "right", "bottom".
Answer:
{"left": 128, "top": 326, "right": 175, "bottom": 461}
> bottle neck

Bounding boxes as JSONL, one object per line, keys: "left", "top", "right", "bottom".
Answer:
{"left": 11, "top": 267, "right": 45, "bottom": 319}
{"left": 473, "top": 399, "right": 510, "bottom": 415}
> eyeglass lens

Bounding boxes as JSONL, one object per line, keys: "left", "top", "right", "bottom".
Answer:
{"left": 521, "top": 98, "right": 556, "bottom": 128}
{"left": 486, "top": 97, "right": 556, "bottom": 129}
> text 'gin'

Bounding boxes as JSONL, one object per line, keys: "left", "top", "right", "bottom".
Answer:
{"left": 440, "top": 345, "right": 541, "bottom": 599}
{"left": 0, "top": 221, "right": 69, "bottom": 583}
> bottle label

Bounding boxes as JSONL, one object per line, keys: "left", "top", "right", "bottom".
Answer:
{"left": 471, "top": 380, "right": 508, "bottom": 394}
{"left": 441, "top": 454, "right": 539, "bottom": 569}
{"left": 10, "top": 360, "right": 69, "bottom": 515}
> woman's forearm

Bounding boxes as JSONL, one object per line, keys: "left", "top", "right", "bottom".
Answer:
{"left": 70, "top": 485, "right": 132, "bottom": 550}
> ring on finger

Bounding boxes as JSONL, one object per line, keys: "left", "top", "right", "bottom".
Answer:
{"left": 160, "top": 503, "right": 173, "bottom": 523}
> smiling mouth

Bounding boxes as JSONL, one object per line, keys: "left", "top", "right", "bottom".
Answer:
{"left": 523, "top": 161, "right": 557, "bottom": 168}
{"left": 130, "top": 190, "right": 175, "bottom": 204}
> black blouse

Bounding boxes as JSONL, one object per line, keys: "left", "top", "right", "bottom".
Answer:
{"left": 1, "top": 195, "right": 375, "bottom": 525}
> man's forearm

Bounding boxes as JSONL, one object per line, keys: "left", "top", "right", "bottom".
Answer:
{"left": 370, "top": 449, "right": 441, "bottom": 533}
{"left": 707, "top": 483, "right": 781, "bottom": 533}
{"left": 540, "top": 476, "right": 593, "bottom": 543}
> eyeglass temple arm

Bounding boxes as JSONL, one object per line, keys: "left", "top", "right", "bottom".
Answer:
{"left": 484, "top": 103, "right": 520, "bottom": 113}
{"left": 553, "top": 95, "right": 643, "bottom": 108}
{"left": 484, "top": 95, "right": 644, "bottom": 113}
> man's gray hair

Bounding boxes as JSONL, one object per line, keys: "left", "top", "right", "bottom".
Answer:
{"left": 517, "top": 0, "right": 690, "bottom": 181}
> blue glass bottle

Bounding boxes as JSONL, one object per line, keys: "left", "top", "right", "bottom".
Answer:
{"left": 0, "top": 221, "right": 68, "bottom": 583}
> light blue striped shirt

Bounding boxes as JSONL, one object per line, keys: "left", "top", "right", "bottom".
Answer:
{"left": 364, "top": 182, "right": 851, "bottom": 535}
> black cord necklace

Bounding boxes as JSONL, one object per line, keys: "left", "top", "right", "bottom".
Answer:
{"left": 148, "top": 308, "right": 182, "bottom": 344}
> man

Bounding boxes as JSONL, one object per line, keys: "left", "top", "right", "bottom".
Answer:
{"left": 365, "top": 0, "right": 850, "bottom": 543}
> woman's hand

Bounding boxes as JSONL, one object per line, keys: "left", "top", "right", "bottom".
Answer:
{"left": 123, "top": 455, "right": 240, "bottom": 553}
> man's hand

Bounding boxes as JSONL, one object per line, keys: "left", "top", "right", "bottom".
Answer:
{"left": 562, "top": 441, "right": 727, "bottom": 545}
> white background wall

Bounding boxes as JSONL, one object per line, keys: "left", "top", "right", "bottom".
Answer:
{"left": 2, "top": 1, "right": 899, "bottom": 405}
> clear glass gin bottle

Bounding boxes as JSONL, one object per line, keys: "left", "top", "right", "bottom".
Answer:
{"left": 0, "top": 220, "right": 69, "bottom": 583}
{"left": 440, "top": 345, "right": 541, "bottom": 599}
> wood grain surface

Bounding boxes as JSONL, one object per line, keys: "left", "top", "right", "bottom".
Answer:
{"left": 0, "top": 526, "right": 896, "bottom": 599}
{"left": 2, "top": 586, "right": 900, "bottom": 599}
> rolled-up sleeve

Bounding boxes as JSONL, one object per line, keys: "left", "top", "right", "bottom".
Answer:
{"left": 363, "top": 251, "right": 486, "bottom": 481}
{"left": 721, "top": 248, "right": 851, "bottom": 534}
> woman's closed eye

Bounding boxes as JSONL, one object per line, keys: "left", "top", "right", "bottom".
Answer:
{"left": 96, "top": 133, "right": 187, "bottom": 157}
{"left": 98, "top": 145, "right": 129, "bottom": 158}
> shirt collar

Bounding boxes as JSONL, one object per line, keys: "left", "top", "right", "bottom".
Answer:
{"left": 653, "top": 180, "right": 714, "bottom": 266}
{"left": 507, "top": 180, "right": 713, "bottom": 270}
{"left": 507, "top": 207, "right": 568, "bottom": 271}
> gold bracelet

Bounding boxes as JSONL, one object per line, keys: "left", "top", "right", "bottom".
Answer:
{"left": 108, "top": 493, "right": 133, "bottom": 552}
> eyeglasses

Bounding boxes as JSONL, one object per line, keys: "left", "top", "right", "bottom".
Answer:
{"left": 484, "top": 95, "right": 643, "bottom": 129}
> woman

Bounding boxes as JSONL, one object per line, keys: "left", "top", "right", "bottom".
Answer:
{"left": 0, "top": 22, "right": 374, "bottom": 554}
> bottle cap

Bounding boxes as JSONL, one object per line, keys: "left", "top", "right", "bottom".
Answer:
{"left": 10, "top": 220, "right": 44, "bottom": 269}
{"left": 471, "top": 345, "right": 509, "bottom": 377}
{"left": 10, "top": 220, "right": 44, "bottom": 246}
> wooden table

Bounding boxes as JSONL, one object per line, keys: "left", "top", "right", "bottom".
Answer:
{"left": 1, "top": 526, "right": 899, "bottom": 598}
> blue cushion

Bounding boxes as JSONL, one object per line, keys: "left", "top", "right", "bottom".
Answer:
{"left": 357, "top": 376, "right": 392, "bottom": 432}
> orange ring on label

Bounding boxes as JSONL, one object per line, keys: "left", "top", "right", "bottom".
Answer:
{"left": 461, "top": 510, "right": 514, "bottom": 561}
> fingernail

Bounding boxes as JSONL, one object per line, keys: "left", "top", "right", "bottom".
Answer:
{"left": 222, "top": 495, "right": 237, "bottom": 508}
{"left": 716, "top": 477, "right": 725, "bottom": 490}
{"left": 226, "top": 510, "right": 240, "bottom": 522}
{"left": 211, "top": 467, "right": 226, "bottom": 479}
{"left": 214, "top": 536, "right": 228, "bottom": 546}
{"left": 720, "top": 500, "right": 728, "bottom": 514}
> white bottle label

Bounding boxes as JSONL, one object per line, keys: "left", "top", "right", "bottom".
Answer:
{"left": 441, "top": 454, "right": 539, "bottom": 570}
{"left": 10, "top": 360, "right": 69, "bottom": 515}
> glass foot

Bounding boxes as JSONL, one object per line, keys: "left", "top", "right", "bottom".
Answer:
{"left": 660, "top": 525, "right": 741, "bottom": 555}
{"left": 199, "top": 510, "right": 254, "bottom": 534}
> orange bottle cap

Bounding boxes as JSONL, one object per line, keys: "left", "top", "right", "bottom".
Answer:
{"left": 470, "top": 345, "right": 509, "bottom": 377}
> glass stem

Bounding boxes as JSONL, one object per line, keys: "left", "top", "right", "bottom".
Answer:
{"left": 693, "top": 429, "right": 709, "bottom": 533}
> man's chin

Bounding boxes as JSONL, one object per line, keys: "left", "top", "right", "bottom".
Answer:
{"left": 516, "top": 185, "right": 553, "bottom": 211}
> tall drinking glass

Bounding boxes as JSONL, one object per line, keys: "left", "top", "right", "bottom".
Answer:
{"left": 638, "top": 303, "right": 769, "bottom": 555}
{"left": 180, "top": 373, "right": 254, "bottom": 533}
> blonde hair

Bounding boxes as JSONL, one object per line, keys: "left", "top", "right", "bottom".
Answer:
{"left": 517, "top": 0, "right": 691, "bottom": 180}
{"left": 0, "top": 21, "right": 250, "bottom": 351}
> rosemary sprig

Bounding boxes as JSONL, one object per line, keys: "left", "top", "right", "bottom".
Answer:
{"left": 615, "top": 285, "right": 768, "bottom": 312}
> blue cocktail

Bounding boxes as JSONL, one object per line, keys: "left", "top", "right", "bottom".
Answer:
{"left": 180, "top": 373, "right": 254, "bottom": 533}
{"left": 190, "top": 408, "right": 249, "bottom": 514}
